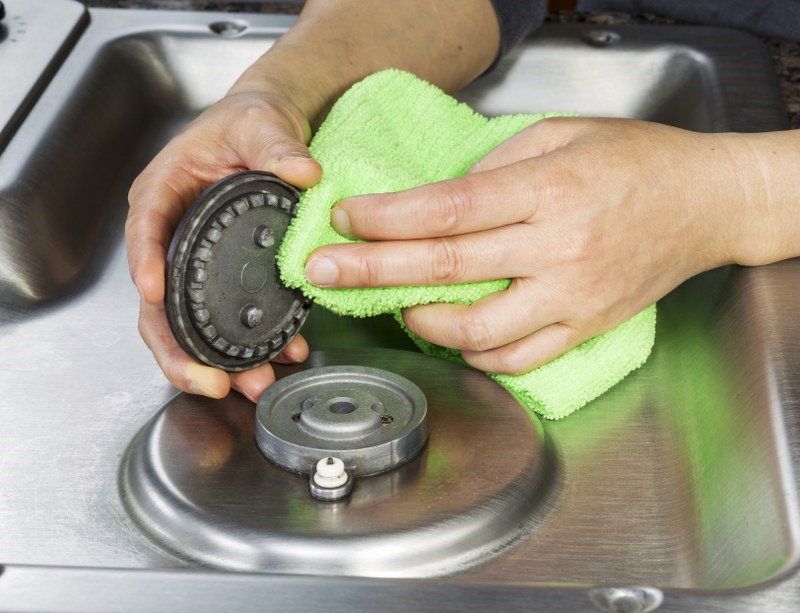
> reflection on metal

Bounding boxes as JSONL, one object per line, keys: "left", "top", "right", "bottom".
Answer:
{"left": 121, "top": 349, "right": 554, "bottom": 577}
{"left": 1, "top": 5, "right": 799, "bottom": 611}
{"left": 588, "top": 586, "right": 663, "bottom": 612}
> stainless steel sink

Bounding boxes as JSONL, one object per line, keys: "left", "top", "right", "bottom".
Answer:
{"left": 1, "top": 1, "right": 800, "bottom": 611}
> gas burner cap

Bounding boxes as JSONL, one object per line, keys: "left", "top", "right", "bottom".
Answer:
{"left": 256, "top": 366, "right": 429, "bottom": 477}
{"left": 165, "top": 171, "right": 310, "bottom": 371}
{"left": 120, "top": 349, "right": 555, "bottom": 578}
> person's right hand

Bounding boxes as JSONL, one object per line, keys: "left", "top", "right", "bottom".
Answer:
{"left": 125, "top": 90, "right": 322, "bottom": 402}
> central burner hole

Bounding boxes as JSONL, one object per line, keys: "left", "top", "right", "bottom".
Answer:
{"left": 328, "top": 399, "right": 357, "bottom": 414}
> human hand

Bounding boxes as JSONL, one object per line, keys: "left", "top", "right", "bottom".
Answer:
{"left": 126, "top": 90, "right": 321, "bottom": 401}
{"left": 305, "top": 117, "right": 757, "bottom": 374}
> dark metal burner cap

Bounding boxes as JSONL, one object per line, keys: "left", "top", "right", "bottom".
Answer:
{"left": 166, "top": 171, "right": 311, "bottom": 371}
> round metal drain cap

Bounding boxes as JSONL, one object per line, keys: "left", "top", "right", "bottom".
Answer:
{"left": 166, "top": 171, "right": 311, "bottom": 371}
{"left": 256, "top": 366, "right": 428, "bottom": 476}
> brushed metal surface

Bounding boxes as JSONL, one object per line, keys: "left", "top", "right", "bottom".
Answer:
{"left": 0, "top": 6, "right": 799, "bottom": 611}
{"left": 121, "top": 349, "right": 552, "bottom": 577}
{"left": 0, "top": 0, "right": 87, "bottom": 152}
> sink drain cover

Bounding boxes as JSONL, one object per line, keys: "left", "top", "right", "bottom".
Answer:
{"left": 121, "top": 349, "right": 554, "bottom": 578}
{"left": 165, "top": 171, "right": 311, "bottom": 371}
{"left": 256, "top": 366, "right": 429, "bottom": 476}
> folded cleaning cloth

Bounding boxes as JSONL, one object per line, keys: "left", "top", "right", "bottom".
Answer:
{"left": 278, "top": 69, "right": 656, "bottom": 420}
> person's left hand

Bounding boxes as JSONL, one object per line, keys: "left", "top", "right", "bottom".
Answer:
{"left": 304, "top": 117, "right": 756, "bottom": 374}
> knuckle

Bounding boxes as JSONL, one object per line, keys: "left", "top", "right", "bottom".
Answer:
{"left": 556, "top": 322, "right": 583, "bottom": 353}
{"left": 430, "top": 239, "right": 466, "bottom": 284}
{"left": 432, "top": 182, "right": 471, "bottom": 233}
{"left": 357, "top": 252, "right": 384, "bottom": 285}
{"left": 238, "top": 98, "right": 273, "bottom": 122}
{"left": 137, "top": 312, "right": 153, "bottom": 347}
{"left": 455, "top": 312, "right": 495, "bottom": 351}
{"left": 127, "top": 177, "right": 143, "bottom": 206}
{"left": 255, "top": 133, "right": 305, "bottom": 167}
{"left": 124, "top": 211, "right": 145, "bottom": 243}
{"left": 537, "top": 164, "right": 573, "bottom": 204}
{"left": 563, "top": 227, "right": 597, "bottom": 263}
{"left": 356, "top": 198, "right": 382, "bottom": 232}
{"left": 127, "top": 169, "right": 157, "bottom": 208}
{"left": 530, "top": 115, "right": 569, "bottom": 135}
{"left": 495, "top": 348, "right": 530, "bottom": 375}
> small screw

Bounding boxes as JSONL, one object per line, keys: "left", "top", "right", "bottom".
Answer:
{"left": 583, "top": 30, "right": 621, "bottom": 47}
{"left": 381, "top": 414, "right": 394, "bottom": 425}
{"left": 589, "top": 587, "right": 663, "bottom": 613}
{"left": 253, "top": 225, "right": 275, "bottom": 248}
{"left": 240, "top": 305, "right": 264, "bottom": 328}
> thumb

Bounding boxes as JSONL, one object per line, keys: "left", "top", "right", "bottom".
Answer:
{"left": 238, "top": 113, "right": 323, "bottom": 190}
{"left": 259, "top": 135, "right": 323, "bottom": 189}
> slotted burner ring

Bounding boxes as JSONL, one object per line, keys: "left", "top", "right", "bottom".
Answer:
{"left": 165, "top": 171, "right": 311, "bottom": 371}
{"left": 256, "top": 366, "right": 429, "bottom": 477}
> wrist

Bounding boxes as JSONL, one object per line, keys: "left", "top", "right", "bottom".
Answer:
{"left": 227, "top": 23, "right": 363, "bottom": 128}
{"left": 715, "top": 131, "right": 800, "bottom": 267}
{"left": 227, "top": 62, "right": 326, "bottom": 131}
{"left": 708, "top": 133, "right": 766, "bottom": 268}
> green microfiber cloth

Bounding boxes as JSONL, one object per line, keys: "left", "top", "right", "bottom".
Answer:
{"left": 278, "top": 69, "right": 656, "bottom": 420}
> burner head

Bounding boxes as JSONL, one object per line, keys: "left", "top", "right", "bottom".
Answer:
{"left": 165, "top": 171, "right": 310, "bottom": 371}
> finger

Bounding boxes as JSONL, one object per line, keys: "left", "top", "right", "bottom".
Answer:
{"left": 401, "top": 279, "right": 560, "bottom": 352}
{"left": 270, "top": 146, "right": 323, "bottom": 190}
{"left": 230, "top": 364, "right": 276, "bottom": 403}
{"left": 461, "top": 322, "right": 582, "bottom": 375}
{"left": 138, "top": 298, "right": 230, "bottom": 397}
{"left": 469, "top": 116, "right": 586, "bottom": 174}
{"left": 305, "top": 225, "right": 535, "bottom": 288}
{"left": 256, "top": 135, "right": 322, "bottom": 189}
{"left": 232, "top": 109, "right": 322, "bottom": 189}
{"left": 230, "top": 334, "right": 309, "bottom": 401}
{"left": 126, "top": 167, "right": 201, "bottom": 304}
{"left": 330, "top": 161, "right": 546, "bottom": 241}
{"left": 272, "top": 334, "right": 309, "bottom": 364}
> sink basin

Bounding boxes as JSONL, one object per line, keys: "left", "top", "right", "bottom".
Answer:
{"left": 1, "top": 2, "right": 799, "bottom": 611}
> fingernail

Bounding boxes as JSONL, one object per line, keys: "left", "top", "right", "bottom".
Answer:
{"left": 305, "top": 255, "right": 338, "bottom": 287}
{"left": 274, "top": 150, "right": 313, "bottom": 169}
{"left": 187, "top": 363, "right": 224, "bottom": 398}
{"left": 330, "top": 206, "right": 351, "bottom": 237}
